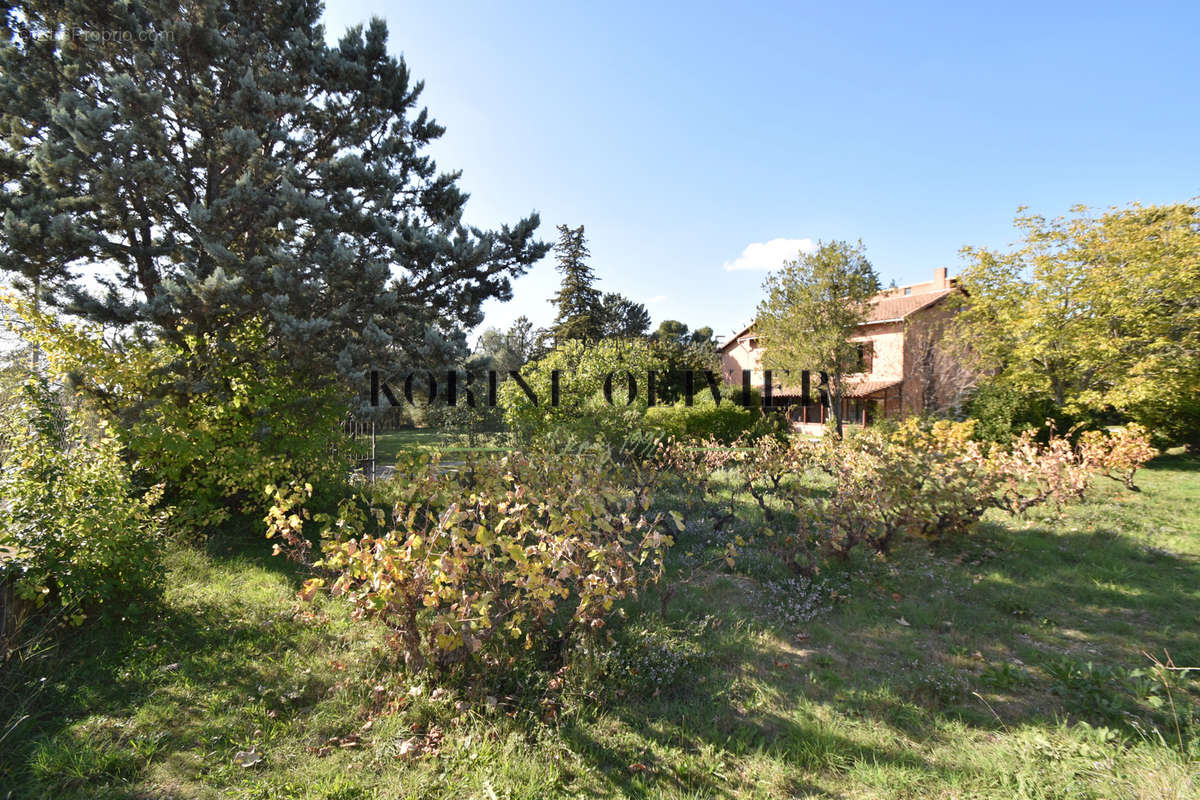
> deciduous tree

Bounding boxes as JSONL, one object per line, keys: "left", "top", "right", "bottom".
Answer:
{"left": 754, "top": 240, "right": 880, "bottom": 436}
{"left": 956, "top": 202, "right": 1200, "bottom": 447}
{"left": 648, "top": 319, "right": 719, "bottom": 403}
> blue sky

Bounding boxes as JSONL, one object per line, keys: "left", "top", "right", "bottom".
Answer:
{"left": 323, "top": 0, "right": 1199, "bottom": 344}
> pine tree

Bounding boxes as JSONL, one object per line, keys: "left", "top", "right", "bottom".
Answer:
{"left": 649, "top": 319, "right": 720, "bottom": 403}
{"left": 597, "top": 292, "right": 650, "bottom": 339}
{"left": 549, "top": 224, "right": 602, "bottom": 343}
{"left": 0, "top": 2, "right": 548, "bottom": 387}
{"left": 473, "top": 315, "right": 548, "bottom": 374}
{"left": 653, "top": 320, "right": 691, "bottom": 344}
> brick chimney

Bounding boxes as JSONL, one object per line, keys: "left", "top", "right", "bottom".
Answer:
{"left": 934, "top": 267, "right": 948, "bottom": 288}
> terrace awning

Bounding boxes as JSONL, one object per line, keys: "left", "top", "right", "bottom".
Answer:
{"left": 773, "top": 378, "right": 902, "bottom": 399}
{"left": 842, "top": 379, "right": 903, "bottom": 398}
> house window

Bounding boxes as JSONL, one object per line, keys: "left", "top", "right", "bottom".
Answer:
{"left": 855, "top": 341, "right": 874, "bottom": 373}
{"left": 903, "top": 287, "right": 912, "bottom": 296}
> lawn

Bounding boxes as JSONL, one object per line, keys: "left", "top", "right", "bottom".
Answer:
{"left": 371, "top": 429, "right": 509, "bottom": 465}
{"left": 1, "top": 452, "right": 1197, "bottom": 799}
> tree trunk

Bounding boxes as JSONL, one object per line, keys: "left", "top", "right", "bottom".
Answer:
{"left": 829, "top": 387, "right": 843, "bottom": 438}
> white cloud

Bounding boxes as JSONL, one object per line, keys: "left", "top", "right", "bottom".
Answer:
{"left": 646, "top": 294, "right": 667, "bottom": 304}
{"left": 722, "top": 237, "right": 816, "bottom": 271}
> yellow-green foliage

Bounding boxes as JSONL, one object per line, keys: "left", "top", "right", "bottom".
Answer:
{"left": 957, "top": 202, "right": 1200, "bottom": 447}
{"left": 1077, "top": 423, "right": 1158, "bottom": 490}
{"left": 4, "top": 294, "right": 350, "bottom": 531}
{"left": 267, "top": 449, "right": 678, "bottom": 675}
{"left": 123, "top": 326, "right": 350, "bottom": 530}
{"left": 499, "top": 339, "right": 665, "bottom": 445}
{"left": 0, "top": 379, "right": 162, "bottom": 629}
{"left": 666, "top": 419, "right": 1140, "bottom": 576}
{"left": 643, "top": 392, "right": 757, "bottom": 444}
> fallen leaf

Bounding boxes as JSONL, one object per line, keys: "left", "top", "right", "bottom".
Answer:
{"left": 234, "top": 748, "right": 263, "bottom": 767}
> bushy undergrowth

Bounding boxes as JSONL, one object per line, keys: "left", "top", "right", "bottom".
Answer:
{"left": 644, "top": 392, "right": 758, "bottom": 444}
{"left": 0, "top": 380, "right": 163, "bottom": 649}
{"left": 7, "top": 295, "right": 352, "bottom": 532}
{"left": 1044, "top": 654, "right": 1199, "bottom": 747}
{"left": 499, "top": 339, "right": 665, "bottom": 447}
{"left": 570, "top": 620, "right": 707, "bottom": 698}
{"left": 657, "top": 419, "right": 1156, "bottom": 576}
{"left": 500, "top": 338, "right": 779, "bottom": 451}
{"left": 262, "top": 415, "right": 1157, "bottom": 715}
{"left": 267, "top": 448, "right": 677, "bottom": 679}
{"left": 1078, "top": 423, "right": 1158, "bottom": 490}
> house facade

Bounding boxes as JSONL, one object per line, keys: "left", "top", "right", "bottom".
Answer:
{"left": 719, "top": 268, "right": 970, "bottom": 431}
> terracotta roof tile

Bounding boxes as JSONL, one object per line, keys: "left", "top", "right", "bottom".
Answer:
{"left": 863, "top": 289, "right": 954, "bottom": 323}
{"left": 775, "top": 378, "right": 903, "bottom": 398}
{"left": 719, "top": 287, "right": 957, "bottom": 350}
{"left": 842, "top": 378, "right": 904, "bottom": 397}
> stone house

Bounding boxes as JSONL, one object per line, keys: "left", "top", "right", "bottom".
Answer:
{"left": 719, "top": 268, "right": 971, "bottom": 430}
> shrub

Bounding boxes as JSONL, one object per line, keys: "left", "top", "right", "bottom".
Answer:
{"left": 669, "top": 418, "right": 1113, "bottom": 576}
{"left": 680, "top": 421, "right": 1000, "bottom": 572}
{"left": 872, "top": 419, "right": 999, "bottom": 541}
{"left": 127, "top": 344, "right": 350, "bottom": 531}
{"left": 1124, "top": 384, "right": 1200, "bottom": 452}
{"left": 643, "top": 395, "right": 757, "bottom": 444}
{"left": 501, "top": 340, "right": 782, "bottom": 454}
{"left": 499, "top": 339, "right": 666, "bottom": 447}
{"left": 965, "top": 382, "right": 1059, "bottom": 443}
{"left": 7, "top": 295, "right": 351, "bottom": 532}
{"left": 988, "top": 428, "right": 1092, "bottom": 514}
{"left": 0, "top": 379, "right": 162, "bottom": 643}
{"left": 267, "top": 449, "right": 677, "bottom": 677}
{"left": 748, "top": 406, "right": 794, "bottom": 442}
{"left": 1078, "top": 424, "right": 1157, "bottom": 490}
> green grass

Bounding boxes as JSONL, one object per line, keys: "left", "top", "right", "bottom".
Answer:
{"left": 372, "top": 429, "right": 509, "bottom": 464}
{"left": 2, "top": 453, "right": 1197, "bottom": 799}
